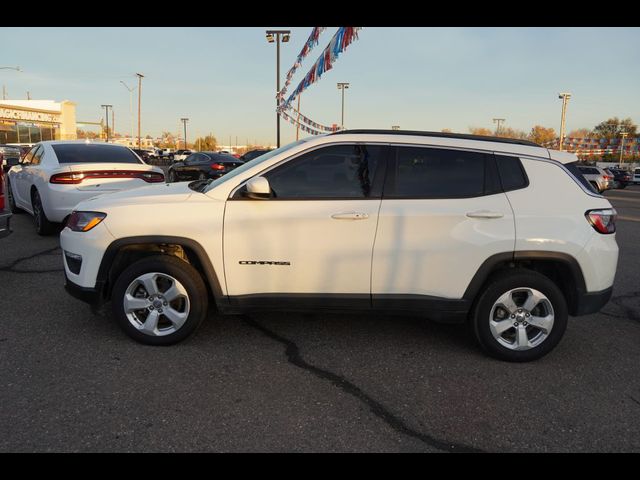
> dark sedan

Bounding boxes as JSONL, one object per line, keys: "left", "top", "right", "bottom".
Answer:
{"left": 608, "top": 167, "right": 632, "bottom": 189}
{"left": 240, "top": 149, "right": 272, "bottom": 162}
{"left": 167, "top": 151, "right": 244, "bottom": 182}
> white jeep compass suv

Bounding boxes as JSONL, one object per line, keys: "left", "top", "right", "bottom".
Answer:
{"left": 60, "top": 130, "right": 618, "bottom": 362}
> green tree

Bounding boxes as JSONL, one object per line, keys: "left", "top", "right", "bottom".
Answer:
{"left": 529, "top": 125, "right": 556, "bottom": 144}
{"left": 592, "top": 117, "right": 637, "bottom": 139}
{"left": 193, "top": 135, "right": 218, "bottom": 151}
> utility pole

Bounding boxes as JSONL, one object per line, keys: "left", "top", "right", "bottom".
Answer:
{"left": 619, "top": 130, "right": 628, "bottom": 167}
{"left": 27, "top": 91, "right": 31, "bottom": 100}
{"left": 337, "top": 82, "right": 350, "bottom": 129}
{"left": 493, "top": 118, "right": 505, "bottom": 136}
{"left": 266, "top": 30, "right": 291, "bottom": 148}
{"left": 112, "top": 108, "right": 115, "bottom": 138}
{"left": 101, "top": 105, "right": 112, "bottom": 142}
{"left": 0, "top": 66, "right": 21, "bottom": 101}
{"left": 180, "top": 118, "right": 189, "bottom": 149}
{"left": 558, "top": 92, "right": 571, "bottom": 151}
{"left": 136, "top": 73, "right": 144, "bottom": 149}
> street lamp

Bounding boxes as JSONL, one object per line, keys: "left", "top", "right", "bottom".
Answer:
{"left": 619, "top": 130, "right": 628, "bottom": 167}
{"left": 337, "top": 82, "right": 350, "bottom": 129}
{"left": 266, "top": 29, "right": 291, "bottom": 148}
{"left": 493, "top": 118, "right": 505, "bottom": 136}
{"left": 181, "top": 118, "right": 189, "bottom": 149}
{"left": 1, "top": 66, "right": 21, "bottom": 100}
{"left": 136, "top": 73, "right": 144, "bottom": 149}
{"left": 120, "top": 81, "right": 137, "bottom": 143}
{"left": 101, "top": 104, "right": 113, "bottom": 142}
{"left": 558, "top": 92, "right": 572, "bottom": 151}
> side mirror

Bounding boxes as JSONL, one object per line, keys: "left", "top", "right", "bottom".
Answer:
{"left": 245, "top": 176, "right": 271, "bottom": 199}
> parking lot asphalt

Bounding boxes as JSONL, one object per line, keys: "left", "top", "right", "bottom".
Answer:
{"left": 1, "top": 186, "right": 640, "bottom": 452}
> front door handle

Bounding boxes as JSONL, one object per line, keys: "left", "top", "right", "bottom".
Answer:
{"left": 331, "top": 212, "right": 369, "bottom": 220}
{"left": 466, "top": 210, "right": 504, "bottom": 219}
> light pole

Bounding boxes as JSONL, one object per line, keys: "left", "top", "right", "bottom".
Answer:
{"left": 337, "top": 82, "right": 350, "bottom": 129}
{"left": 120, "top": 81, "right": 136, "bottom": 142}
{"left": 136, "top": 73, "right": 144, "bottom": 149}
{"left": 266, "top": 29, "right": 291, "bottom": 148}
{"left": 558, "top": 92, "right": 572, "bottom": 151}
{"left": 1, "top": 66, "right": 21, "bottom": 100}
{"left": 493, "top": 118, "right": 505, "bottom": 136}
{"left": 101, "top": 104, "right": 112, "bottom": 142}
{"left": 619, "top": 130, "right": 628, "bottom": 167}
{"left": 181, "top": 118, "right": 189, "bottom": 149}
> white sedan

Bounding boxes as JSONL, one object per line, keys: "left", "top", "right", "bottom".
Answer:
{"left": 6, "top": 141, "right": 165, "bottom": 235}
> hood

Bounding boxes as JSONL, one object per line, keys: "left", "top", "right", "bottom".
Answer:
{"left": 75, "top": 181, "right": 195, "bottom": 210}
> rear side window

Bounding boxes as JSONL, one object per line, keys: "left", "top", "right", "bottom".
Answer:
{"left": 495, "top": 155, "right": 529, "bottom": 192}
{"left": 52, "top": 144, "right": 143, "bottom": 164}
{"left": 387, "top": 147, "right": 498, "bottom": 198}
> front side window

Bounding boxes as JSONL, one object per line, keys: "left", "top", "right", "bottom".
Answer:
{"left": 387, "top": 146, "right": 493, "bottom": 198}
{"left": 264, "top": 144, "right": 385, "bottom": 199}
{"left": 30, "top": 145, "right": 45, "bottom": 166}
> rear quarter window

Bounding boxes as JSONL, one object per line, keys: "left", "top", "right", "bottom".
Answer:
{"left": 565, "top": 161, "right": 597, "bottom": 192}
{"left": 52, "top": 144, "right": 143, "bottom": 164}
{"left": 495, "top": 155, "right": 529, "bottom": 192}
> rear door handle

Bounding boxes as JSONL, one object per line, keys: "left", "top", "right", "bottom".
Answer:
{"left": 466, "top": 210, "right": 504, "bottom": 219}
{"left": 331, "top": 212, "right": 369, "bottom": 220}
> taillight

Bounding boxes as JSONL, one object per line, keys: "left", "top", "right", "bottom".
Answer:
{"left": 50, "top": 170, "right": 164, "bottom": 184}
{"left": 585, "top": 208, "right": 617, "bottom": 234}
{"left": 210, "top": 163, "right": 225, "bottom": 170}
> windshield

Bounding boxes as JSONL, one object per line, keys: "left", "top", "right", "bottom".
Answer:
{"left": 203, "top": 138, "right": 311, "bottom": 193}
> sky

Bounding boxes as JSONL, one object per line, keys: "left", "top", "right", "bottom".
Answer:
{"left": 1, "top": 27, "right": 639, "bottom": 147}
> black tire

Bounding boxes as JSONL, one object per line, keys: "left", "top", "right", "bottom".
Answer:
{"left": 31, "top": 189, "right": 56, "bottom": 235}
{"left": 168, "top": 170, "right": 176, "bottom": 183}
{"left": 111, "top": 255, "right": 209, "bottom": 346}
{"left": 198, "top": 172, "right": 206, "bottom": 180}
{"left": 6, "top": 179, "right": 22, "bottom": 214}
{"left": 470, "top": 269, "right": 568, "bottom": 362}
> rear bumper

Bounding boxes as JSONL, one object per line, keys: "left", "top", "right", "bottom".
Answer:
{"left": 0, "top": 210, "right": 11, "bottom": 238}
{"left": 572, "top": 287, "right": 613, "bottom": 316}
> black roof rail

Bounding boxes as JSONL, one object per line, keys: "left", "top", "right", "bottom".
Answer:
{"left": 331, "top": 129, "right": 541, "bottom": 147}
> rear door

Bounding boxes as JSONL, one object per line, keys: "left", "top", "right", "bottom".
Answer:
{"left": 371, "top": 145, "right": 515, "bottom": 307}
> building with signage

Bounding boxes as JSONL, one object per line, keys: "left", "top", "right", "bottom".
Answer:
{"left": 0, "top": 99, "right": 77, "bottom": 144}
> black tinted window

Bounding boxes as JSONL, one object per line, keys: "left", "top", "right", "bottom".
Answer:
{"left": 495, "top": 155, "right": 529, "bottom": 191}
{"left": 52, "top": 144, "right": 142, "bottom": 164}
{"left": 389, "top": 147, "right": 491, "bottom": 198}
{"left": 265, "top": 144, "right": 384, "bottom": 199}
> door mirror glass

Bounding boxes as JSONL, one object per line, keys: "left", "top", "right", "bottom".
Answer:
{"left": 245, "top": 176, "right": 271, "bottom": 199}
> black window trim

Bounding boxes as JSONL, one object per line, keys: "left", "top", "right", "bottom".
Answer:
{"left": 494, "top": 153, "right": 530, "bottom": 193}
{"left": 383, "top": 145, "right": 502, "bottom": 200}
{"left": 229, "top": 142, "right": 392, "bottom": 201}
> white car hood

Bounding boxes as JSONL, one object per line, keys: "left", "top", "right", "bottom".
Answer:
{"left": 75, "top": 181, "right": 196, "bottom": 210}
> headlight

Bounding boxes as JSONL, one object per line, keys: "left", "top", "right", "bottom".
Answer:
{"left": 66, "top": 211, "right": 107, "bottom": 232}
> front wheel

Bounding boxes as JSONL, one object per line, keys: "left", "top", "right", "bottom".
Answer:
{"left": 167, "top": 170, "right": 176, "bottom": 183}
{"left": 111, "top": 255, "right": 209, "bottom": 345}
{"left": 471, "top": 269, "right": 568, "bottom": 362}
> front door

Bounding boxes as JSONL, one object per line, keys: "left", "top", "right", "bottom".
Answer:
{"left": 223, "top": 143, "right": 389, "bottom": 310}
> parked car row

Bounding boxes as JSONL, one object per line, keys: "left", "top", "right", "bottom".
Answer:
{"left": 576, "top": 164, "right": 637, "bottom": 193}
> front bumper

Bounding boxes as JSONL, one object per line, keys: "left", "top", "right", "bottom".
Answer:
{"left": 64, "top": 272, "right": 105, "bottom": 306}
{"left": 0, "top": 210, "right": 11, "bottom": 238}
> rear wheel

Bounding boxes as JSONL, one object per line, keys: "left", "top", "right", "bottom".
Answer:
{"left": 111, "top": 255, "right": 209, "bottom": 346}
{"left": 168, "top": 170, "right": 176, "bottom": 183}
{"left": 198, "top": 172, "right": 206, "bottom": 180}
{"left": 32, "top": 189, "right": 56, "bottom": 235}
{"left": 471, "top": 269, "right": 568, "bottom": 362}
{"left": 6, "top": 179, "right": 22, "bottom": 214}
